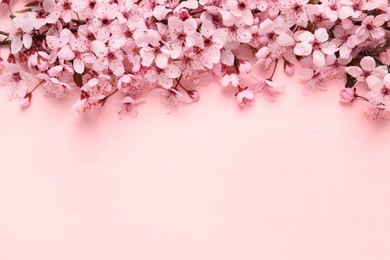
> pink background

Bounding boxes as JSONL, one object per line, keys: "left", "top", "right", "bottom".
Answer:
{"left": 1, "top": 6, "right": 390, "bottom": 260}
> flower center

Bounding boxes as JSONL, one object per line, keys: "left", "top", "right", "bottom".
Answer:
{"left": 62, "top": 0, "right": 72, "bottom": 10}
{"left": 87, "top": 32, "right": 95, "bottom": 41}
{"left": 267, "top": 32, "right": 276, "bottom": 40}
{"left": 366, "top": 24, "right": 373, "bottom": 31}
{"left": 12, "top": 72, "right": 22, "bottom": 82}
{"left": 292, "top": 4, "right": 302, "bottom": 13}
{"left": 15, "top": 28, "right": 24, "bottom": 38}
{"left": 88, "top": 0, "right": 96, "bottom": 9}
{"left": 203, "top": 37, "right": 212, "bottom": 47}
{"left": 37, "top": 8, "right": 47, "bottom": 18}
{"left": 107, "top": 52, "right": 116, "bottom": 60}
{"left": 311, "top": 39, "right": 321, "bottom": 49}
{"left": 177, "top": 33, "right": 186, "bottom": 41}
{"left": 102, "top": 18, "right": 110, "bottom": 26}
{"left": 238, "top": 2, "right": 246, "bottom": 10}
{"left": 381, "top": 87, "right": 390, "bottom": 96}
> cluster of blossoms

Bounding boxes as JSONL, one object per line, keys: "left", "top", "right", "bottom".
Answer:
{"left": 0, "top": 0, "right": 389, "bottom": 119}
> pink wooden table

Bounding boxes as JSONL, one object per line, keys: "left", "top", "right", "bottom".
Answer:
{"left": 0, "top": 4, "right": 389, "bottom": 260}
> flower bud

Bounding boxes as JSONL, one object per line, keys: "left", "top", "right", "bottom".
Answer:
{"left": 340, "top": 88, "right": 356, "bottom": 103}
{"left": 188, "top": 90, "right": 199, "bottom": 102}
{"left": 7, "top": 54, "right": 16, "bottom": 64}
{"left": 283, "top": 59, "right": 295, "bottom": 76}
{"left": 18, "top": 93, "right": 32, "bottom": 108}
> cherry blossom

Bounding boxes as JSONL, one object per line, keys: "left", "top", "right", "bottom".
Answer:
{"left": 236, "top": 89, "right": 255, "bottom": 106}
{"left": 293, "top": 28, "right": 337, "bottom": 67}
{"left": 346, "top": 56, "right": 388, "bottom": 84}
{"left": 9, "top": 12, "right": 35, "bottom": 54}
{"left": 0, "top": 0, "right": 388, "bottom": 120}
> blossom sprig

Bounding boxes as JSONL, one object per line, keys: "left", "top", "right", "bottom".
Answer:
{"left": 0, "top": 0, "right": 389, "bottom": 119}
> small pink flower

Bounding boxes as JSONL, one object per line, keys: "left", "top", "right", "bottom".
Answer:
{"left": 151, "top": 87, "right": 191, "bottom": 114}
{"left": 346, "top": 56, "right": 388, "bottom": 83}
{"left": 28, "top": 52, "right": 50, "bottom": 72}
{"left": 356, "top": 14, "right": 388, "bottom": 41}
{"left": 238, "top": 60, "right": 252, "bottom": 74}
{"left": 294, "top": 28, "right": 337, "bottom": 67}
{"left": 90, "top": 39, "right": 125, "bottom": 77}
{"left": 236, "top": 89, "right": 255, "bottom": 106}
{"left": 221, "top": 73, "right": 240, "bottom": 87}
{"left": 366, "top": 74, "right": 390, "bottom": 111}
{"left": 9, "top": 12, "right": 35, "bottom": 54}
{"left": 116, "top": 96, "right": 141, "bottom": 120}
{"left": 225, "top": 0, "right": 254, "bottom": 26}
{"left": 2, "top": 63, "right": 31, "bottom": 100}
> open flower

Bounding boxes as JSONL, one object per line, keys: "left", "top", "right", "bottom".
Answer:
{"left": 9, "top": 12, "right": 35, "bottom": 54}
{"left": 294, "top": 28, "right": 337, "bottom": 67}
{"left": 91, "top": 38, "right": 125, "bottom": 76}
{"left": 115, "top": 96, "right": 142, "bottom": 119}
{"left": 366, "top": 74, "right": 390, "bottom": 111}
{"left": 236, "top": 89, "right": 255, "bottom": 105}
{"left": 2, "top": 63, "right": 31, "bottom": 100}
{"left": 346, "top": 56, "right": 388, "bottom": 83}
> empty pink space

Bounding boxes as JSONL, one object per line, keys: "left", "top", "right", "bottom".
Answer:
{"left": 1, "top": 71, "right": 390, "bottom": 259}
{"left": 1, "top": 4, "right": 390, "bottom": 260}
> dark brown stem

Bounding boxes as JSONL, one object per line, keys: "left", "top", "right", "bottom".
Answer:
{"left": 0, "top": 40, "right": 11, "bottom": 46}
{"left": 268, "top": 59, "right": 279, "bottom": 80}
{"left": 71, "top": 19, "right": 86, "bottom": 25}
{"left": 29, "top": 80, "right": 44, "bottom": 94}
{"left": 174, "top": 75, "right": 183, "bottom": 90}
{"left": 99, "top": 89, "right": 119, "bottom": 106}
{"left": 355, "top": 95, "right": 369, "bottom": 102}
{"left": 0, "top": 31, "right": 9, "bottom": 36}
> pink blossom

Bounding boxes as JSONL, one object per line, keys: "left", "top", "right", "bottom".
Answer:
{"left": 91, "top": 3, "right": 120, "bottom": 41}
{"left": 221, "top": 73, "right": 240, "bottom": 87}
{"left": 28, "top": 52, "right": 50, "bottom": 72}
{"left": 116, "top": 96, "right": 140, "bottom": 119}
{"left": 9, "top": 13, "right": 35, "bottom": 54}
{"left": 366, "top": 74, "right": 390, "bottom": 111}
{"left": 251, "top": 78, "right": 286, "bottom": 102}
{"left": 280, "top": 0, "right": 309, "bottom": 27}
{"left": 36, "top": 73, "right": 71, "bottom": 99}
{"left": 167, "top": 16, "right": 198, "bottom": 58}
{"left": 236, "top": 89, "right": 255, "bottom": 106}
{"left": 294, "top": 28, "right": 337, "bottom": 67}
{"left": 346, "top": 56, "right": 388, "bottom": 83}
{"left": 91, "top": 39, "right": 125, "bottom": 77}
{"left": 57, "top": 0, "right": 75, "bottom": 23}
{"left": 151, "top": 87, "right": 190, "bottom": 114}
{"left": 0, "top": 0, "right": 388, "bottom": 119}
{"left": 356, "top": 14, "right": 388, "bottom": 41}
{"left": 238, "top": 60, "right": 252, "bottom": 74}
{"left": 2, "top": 63, "right": 31, "bottom": 100}
{"left": 144, "top": 65, "right": 181, "bottom": 89}
{"left": 225, "top": 0, "right": 255, "bottom": 26}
